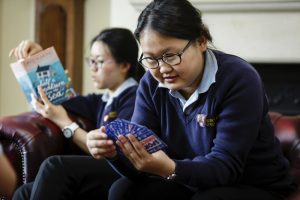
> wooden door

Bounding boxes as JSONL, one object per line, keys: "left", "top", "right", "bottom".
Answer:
{"left": 35, "top": 0, "right": 84, "bottom": 93}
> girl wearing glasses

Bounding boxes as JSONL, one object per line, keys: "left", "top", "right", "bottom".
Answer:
{"left": 10, "top": 28, "right": 144, "bottom": 200}
{"left": 87, "top": 1, "right": 295, "bottom": 200}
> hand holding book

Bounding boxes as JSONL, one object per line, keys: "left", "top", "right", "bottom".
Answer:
{"left": 30, "top": 85, "right": 73, "bottom": 128}
{"left": 9, "top": 40, "right": 43, "bottom": 60}
{"left": 10, "top": 46, "right": 76, "bottom": 106}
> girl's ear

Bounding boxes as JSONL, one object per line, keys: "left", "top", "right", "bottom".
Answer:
{"left": 120, "top": 62, "right": 131, "bottom": 75}
{"left": 197, "top": 36, "right": 208, "bottom": 52}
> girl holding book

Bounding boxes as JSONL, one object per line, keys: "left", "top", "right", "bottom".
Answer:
{"left": 10, "top": 28, "right": 144, "bottom": 200}
{"left": 86, "top": 1, "right": 296, "bottom": 200}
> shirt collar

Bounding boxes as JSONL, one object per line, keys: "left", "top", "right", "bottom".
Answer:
{"left": 159, "top": 49, "right": 218, "bottom": 113}
{"left": 102, "top": 77, "right": 138, "bottom": 107}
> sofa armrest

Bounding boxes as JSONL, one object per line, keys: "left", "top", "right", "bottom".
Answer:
{"left": 0, "top": 111, "right": 64, "bottom": 185}
{"left": 0, "top": 111, "right": 95, "bottom": 186}
{"left": 269, "top": 112, "right": 300, "bottom": 199}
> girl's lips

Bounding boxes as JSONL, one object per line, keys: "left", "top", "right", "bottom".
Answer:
{"left": 163, "top": 76, "right": 178, "bottom": 83}
{"left": 91, "top": 75, "right": 97, "bottom": 81}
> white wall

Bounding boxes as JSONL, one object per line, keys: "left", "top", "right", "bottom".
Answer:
{"left": 203, "top": 12, "right": 300, "bottom": 63}
{"left": 0, "top": 0, "right": 35, "bottom": 116}
{"left": 82, "top": 0, "right": 110, "bottom": 95}
{"left": 110, "top": 0, "right": 140, "bottom": 31}
{"left": 0, "top": 1, "right": 2, "bottom": 114}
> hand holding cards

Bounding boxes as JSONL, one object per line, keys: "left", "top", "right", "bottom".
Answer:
{"left": 105, "top": 119, "right": 167, "bottom": 153}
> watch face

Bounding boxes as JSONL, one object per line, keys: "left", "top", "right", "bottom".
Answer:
{"left": 63, "top": 128, "right": 73, "bottom": 138}
{"left": 62, "top": 122, "right": 79, "bottom": 139}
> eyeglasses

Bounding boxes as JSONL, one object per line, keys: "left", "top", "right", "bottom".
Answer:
{"left": 85, "top": 57, "right": 115, "bottom": 69}
{"left": 139, "top": 40, "right": 193, "bottom": 69}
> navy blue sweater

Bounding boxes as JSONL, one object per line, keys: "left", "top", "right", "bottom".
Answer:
{"left": 62, "top": 85, "right": 138, "bottom": 127}
{"left": 109, "top": 50, "right": 294, "bottom": 193}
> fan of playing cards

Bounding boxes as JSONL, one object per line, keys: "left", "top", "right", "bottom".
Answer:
{"left": 105, "top": 119, "right": 167, "bottom": 153}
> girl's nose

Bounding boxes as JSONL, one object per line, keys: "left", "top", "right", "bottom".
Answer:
{"left": 159, "top": 60, "right": 173, "bottom": 74}
{"left": 89, "top": 64, "right": 98, "bottom": 72}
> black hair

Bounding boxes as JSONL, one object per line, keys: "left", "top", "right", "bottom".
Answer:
{"left": 91, "top": 28, "right": 145, "bottom": 82}
{"left": 134, "top": 0, "right": 212, "bottom": 43}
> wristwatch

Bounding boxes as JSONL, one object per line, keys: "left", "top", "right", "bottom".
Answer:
{"left": 166, "top": 162, "right": 177, "bottom": 181}
{"left": 62, "top": 122, "right": 79, "bottom": 139}
{"left": 166, "top": 171, "right": 177, "bottom": 181}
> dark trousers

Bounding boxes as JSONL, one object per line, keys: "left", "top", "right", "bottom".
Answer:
{"left": 12, "top": 155, "right": 119, "bottom": 200}
{"left": 109, "top": 177, "right": 285, "bottom": 200}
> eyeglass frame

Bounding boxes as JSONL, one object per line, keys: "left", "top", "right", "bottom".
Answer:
{"left": 85, "top": 57, "right": 115, "bottom": 70}
{"left": 138, "top": 40, "right": 193, "bottom": 69}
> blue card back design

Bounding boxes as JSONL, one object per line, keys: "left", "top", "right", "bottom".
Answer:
{"left": 105, "top": 119, "right": 167, "bottom": 153}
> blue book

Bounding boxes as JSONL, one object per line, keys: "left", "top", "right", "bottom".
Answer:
{"left": 10, "top": 47, "right": 76, "bottom": 105}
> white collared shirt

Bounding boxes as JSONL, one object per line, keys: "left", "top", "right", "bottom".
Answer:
{"left": 159, "top": 49, "right": 218, "bottom": 114}
{"left": 102, "top": 78, "right": 138, "bottom": 108}
{"left": 0, "top": 143, "right": 3, "bottom": 154}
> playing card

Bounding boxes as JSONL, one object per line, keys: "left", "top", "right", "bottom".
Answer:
{"left": 105, "top": 119, "right": 167, "bottom": 153}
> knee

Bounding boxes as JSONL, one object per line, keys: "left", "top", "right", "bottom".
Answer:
{"left": 37, "top": 155, "right": 66, "bottom": 178}
{"left": 40, "top": 156, "right": 62, "bottom": 171}
{"left": 109, "top": 178, "right": 132, "bottom": 200}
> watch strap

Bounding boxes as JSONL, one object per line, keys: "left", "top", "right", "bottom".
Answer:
{"left": 62, "top": 122, "right": 79, "bottom": 138}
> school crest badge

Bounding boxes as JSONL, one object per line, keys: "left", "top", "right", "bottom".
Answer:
{"left": 196, "top": 114, "right": 218, "bottom": 128}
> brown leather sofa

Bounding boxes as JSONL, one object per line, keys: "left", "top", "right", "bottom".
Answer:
{"left": 0, "top": 111, "right": 95, "bottom": 199}
{"left": 0, "top": 111, "right": 299, "bottom": 199}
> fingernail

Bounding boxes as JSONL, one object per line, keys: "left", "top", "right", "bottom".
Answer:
{"left": 107, "top": 140, "right": 113, "bottom": 145}
{"left": 117, "top": 136, "right": 125, "bottom": 143}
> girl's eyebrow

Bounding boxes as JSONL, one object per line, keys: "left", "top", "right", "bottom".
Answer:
{"left": 142, "top": 47, "right": 174, "bottom": 58}
{"left": 89, "top": 55, "right": 103, "bottom": 59}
